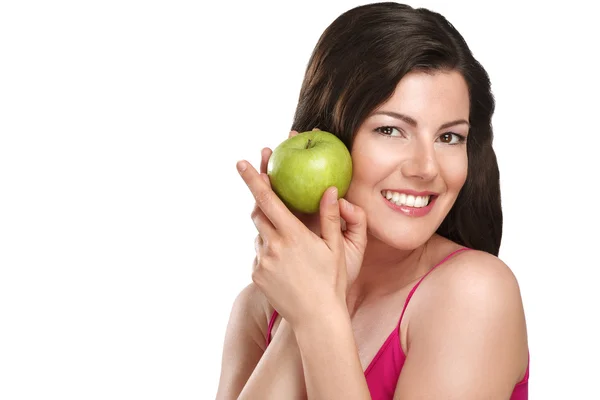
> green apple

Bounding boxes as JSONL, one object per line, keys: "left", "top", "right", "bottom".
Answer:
{"left": 267, "top": 130, "right": 353, "bottom": 214}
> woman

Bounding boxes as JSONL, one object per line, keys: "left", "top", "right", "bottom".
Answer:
{"left": 217, "top": 2, "right": 529, "bottom": 399}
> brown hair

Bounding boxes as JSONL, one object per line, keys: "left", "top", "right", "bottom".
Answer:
{"left": 291, "top": 2, "right": 502, "bottom": 255}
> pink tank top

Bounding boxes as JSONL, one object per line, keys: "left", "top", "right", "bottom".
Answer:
{"left": 266, "top": 248, "right": 529, "bottom": 399}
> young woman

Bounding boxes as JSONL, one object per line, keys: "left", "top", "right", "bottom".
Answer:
{"left": 217, "top": 3, "right": 529, "bottom": 399}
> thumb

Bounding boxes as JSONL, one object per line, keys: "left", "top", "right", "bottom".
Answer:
{"left": 319, "top": 186, "right": 342, "bottom": 251}
{"left": 339, "top": 198, "right": 367, "bottom": 252}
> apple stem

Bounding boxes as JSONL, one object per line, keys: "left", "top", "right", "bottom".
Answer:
{"left": 305, "top": 139, "right": 312, "bottom": 149}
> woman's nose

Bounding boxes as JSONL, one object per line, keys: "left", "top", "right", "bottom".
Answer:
{"left": 400, "top": 142, "right": 439, "bottom": 181}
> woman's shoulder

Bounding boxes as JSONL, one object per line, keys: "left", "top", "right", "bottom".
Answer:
{"left": 399, "top": 237, "right": 526, "bottom": 323}
{"left": 397, "top": 235, "right": 525, "bottom": 316}
{"left": 400, "top": 240, "right": 525, "bottom": 321}
{"left": 411, "top": 245, "right": 525, "bottom": 317}
{"left": 402, "top": 245, "right": 529, "bottom": 386}
{"left": 431, "top": 247, "right": 522, "bottom": 296}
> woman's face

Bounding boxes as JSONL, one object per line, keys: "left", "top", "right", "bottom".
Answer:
{"left": 344, "top": 70, "right": 470, "bottom": 250}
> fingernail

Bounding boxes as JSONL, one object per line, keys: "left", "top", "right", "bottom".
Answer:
{"left": 343, "top": 199, "right": 353, "bottom": 211}
{"left": 237, "top": 161, "right": 247, "bottom": 173}
{"left": 330, "top": 187, "right": 338, "bottom": 204}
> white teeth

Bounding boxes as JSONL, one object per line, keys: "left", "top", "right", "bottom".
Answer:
{"left": 414, "top": 196, "right": 423, "bottom": 207}
{"left": 381, "top": 190, "right": 431, "bottom": 208}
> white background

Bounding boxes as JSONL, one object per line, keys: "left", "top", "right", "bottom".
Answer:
{"left": 1, "top": 0, "right": 598, "bottom": 399}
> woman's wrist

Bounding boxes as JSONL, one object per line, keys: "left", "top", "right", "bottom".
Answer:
{"left": 290, "top": 296, "right": 350, "bottom": 342}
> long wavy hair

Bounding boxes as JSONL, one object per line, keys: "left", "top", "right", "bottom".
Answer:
{"left": 291, "top": 2, "right": 502, "bottom": 255}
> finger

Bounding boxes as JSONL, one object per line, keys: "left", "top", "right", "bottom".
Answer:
{"left": 252, "top": 173, "right": 275, "bottom": 236}
{"left": 260, "top": 147, "right": 272, "bottom": 174}
{"left": 260, "top": 172, "right": 271, "bottom": 188}
{"left": 319, "top": 186, "right": 342, "bottom": 251}
{"left": 339, "top": 199, "right": 367, "bottom": 252}
{"left": 312, "top": 127, "right": 320, "bottom": 131}
{"left": 237, "top": 160, "right": 291, "bottom": 230}
{"left": 288, "top": 130, "right": 299, "bottom": 138}
{"left": 251, "top": 202, "right": 277, "bottom": 241}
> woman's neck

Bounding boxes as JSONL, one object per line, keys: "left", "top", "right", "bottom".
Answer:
{"left": 346, "top": 234, "right": 439, "bottom": 314}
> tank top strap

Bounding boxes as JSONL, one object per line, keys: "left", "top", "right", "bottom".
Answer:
{"left": 397, "top": 247, "right": 472, "bottom": 328}
{"left": 266, "top": 309, "right": 279, "bottom": 347}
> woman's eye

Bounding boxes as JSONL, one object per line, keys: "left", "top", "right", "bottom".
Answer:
{"left": 375, "top": 126, "right": 402, "bottom": 137}
{"left": 439, "top": 132, "right": 466, "bottom": 145}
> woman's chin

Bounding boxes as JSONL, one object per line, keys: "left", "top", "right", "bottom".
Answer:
{"left": 367, "top": 228, "right": 435, "bottom": 251}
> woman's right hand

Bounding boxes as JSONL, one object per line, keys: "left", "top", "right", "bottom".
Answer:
{"left": 256, "top": 129, "right": 366, "bottom": 289}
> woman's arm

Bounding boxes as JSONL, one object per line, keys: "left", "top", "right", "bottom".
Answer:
{"left": 293, "top": 299, "right": 372, "bottom": 400}
{"left": 215, "top": 284, "right": 306, "bottom": 400}
{"left": 238, "top": 317, "right": 306, "bottom": 399}
{"left": 217, "top": 287, "right": 372, "bottom": 400}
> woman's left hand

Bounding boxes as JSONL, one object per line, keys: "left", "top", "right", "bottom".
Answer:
{"left": 236, "top": 159, "right": 367, "bottom": 328}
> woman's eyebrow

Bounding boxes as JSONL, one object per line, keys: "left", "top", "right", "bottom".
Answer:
{"left": 371, "top": 110, "right": 470, "bottom": 129}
